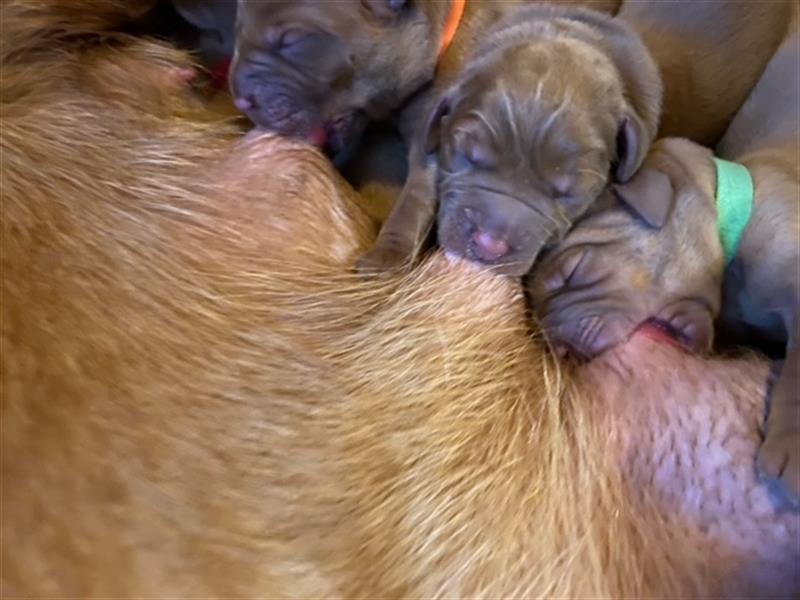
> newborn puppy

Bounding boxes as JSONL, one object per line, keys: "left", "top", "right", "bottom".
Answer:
{"left": 230, "top": 0, "right": 449, "bottom": 158}
{"left": 530, "top": 139, "right": 725, "bottom": 357}
{"left": 229, "top": 1, "right": 622, "bottom": 160}
{"left": 358, "top": 5, "right": 661, "bottom": 276}
{"left": 530, "top": 24, "right": 800, "bottom": 504}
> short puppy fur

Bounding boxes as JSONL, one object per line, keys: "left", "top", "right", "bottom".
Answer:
{"left": 358, "top": 5, "right": 661, "bottom": 276}
{"left": 530, "top": 22, "right": 800, "bottom": 505}
{"left": 229, "top": 1, "right": 621, "bottom": 159}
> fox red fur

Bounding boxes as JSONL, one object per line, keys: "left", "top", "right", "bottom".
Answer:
{"left": 1, "top": 2, "right": 797, "bottom": 597}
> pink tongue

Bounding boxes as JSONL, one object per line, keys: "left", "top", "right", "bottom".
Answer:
{"left": 307, "top": 127, "right": 328, "bottom": 148}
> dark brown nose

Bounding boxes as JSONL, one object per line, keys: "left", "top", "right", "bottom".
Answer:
{"left": 470, "top": 229, "right": 510, "bottom": 262}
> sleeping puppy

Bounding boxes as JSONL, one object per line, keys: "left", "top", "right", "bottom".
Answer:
{"left": 357, "top": 5, "right": 661, "bottom": 276}
{"left": 229, "top": 1, "right": 622, "bottom": 160}
{"left": 529, "top": 139, "right": 726, "bottom": 358}
{"left": 529, "top": 24, "right": 800, "bottom": 505}
{"left": 230, "top": 0, "right": 454, "bottom": 159}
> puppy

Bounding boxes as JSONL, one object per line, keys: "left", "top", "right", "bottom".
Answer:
{"left": 530, "top": 24, "right": 800, "bottom": 505}
{"left": 229, "top": 1, "right": 621, "bottom": 160}
{"left": 357, "top": 5, "right": 661, "bottom": 276}
{"left": 618, "top": 0, "right": 796, "bottom": 146}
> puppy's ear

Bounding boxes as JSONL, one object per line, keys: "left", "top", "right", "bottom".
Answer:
{"left": 612, "top": 166, "right": 675, "bottom": 229}
{"left": 361, "top": 0, "right": 407, "bottom": 20}
{"left": 614, "top": 114, "right": 649, "bottom": 183}
{"left": 423, "top": 96, "right": 451, "bottom": 155}
{"left": 580, "top": 16, "right": 661, "bottom": 182}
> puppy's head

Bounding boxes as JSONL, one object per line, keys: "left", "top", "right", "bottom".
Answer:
{"left": 529, "top": 138, "right": 723, "bottom": 357}
{"left": 231, "top": 0, "right": 441, "bottom": 158}
{"left": 427, "top": 9, "right": 662, "bottom": 276}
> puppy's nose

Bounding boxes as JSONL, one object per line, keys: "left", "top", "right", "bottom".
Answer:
{"left": 471, "top": 229, "right": 510, "bottom": 262}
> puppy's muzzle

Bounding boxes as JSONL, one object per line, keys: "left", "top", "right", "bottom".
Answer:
{"left": 439, "top": 197, "right": 546, "bottom": 277}
{"left": 231, "top": 57, "right": 325, "bottom": 140}
{"left": 470, "top": 228, "right": 510, "bottom": 262}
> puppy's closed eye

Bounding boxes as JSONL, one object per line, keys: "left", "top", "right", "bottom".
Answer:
{"left": 451, "top": 120, "right": 497, "bottom": 170}
{"left": 264, "top": 27, "right": 311, "bottom": 51}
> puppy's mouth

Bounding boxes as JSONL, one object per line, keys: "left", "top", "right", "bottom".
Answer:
{"left": 301, "top": 112, "right": 365, "bottom": 158}
{"left": 639, "top": 319, "right": 691, "bottom": 350}
{"left": 236, "top": 97, "right": 364, "bottom": 158}
{"left": 316, "top": 111, "right": 366, "bottom": 159}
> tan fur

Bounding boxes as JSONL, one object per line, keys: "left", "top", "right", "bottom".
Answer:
{"left": 2, "top": 2, "right": 798, "bottom": 598}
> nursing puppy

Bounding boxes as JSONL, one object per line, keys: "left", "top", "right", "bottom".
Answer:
{"left": 358, "top": 5, "right": 661, "bottom": 276}
{"left": 530, "top": 25, "right": 800, "bottom": 505}
{"left": 229, "top": 1, "right": 621, "bottom": 159}
{"left": 618, "top": 0, "right": 796, "bottom": 146}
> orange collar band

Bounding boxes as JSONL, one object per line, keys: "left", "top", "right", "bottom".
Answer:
{"left": 438, "top": 0, "right": 466, "bottom": 61}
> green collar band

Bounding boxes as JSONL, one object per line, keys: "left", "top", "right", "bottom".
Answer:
{"left": 713, "top": 157, "right": 754, "bottom": 264}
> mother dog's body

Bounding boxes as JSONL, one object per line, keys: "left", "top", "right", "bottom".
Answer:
{"left": 1, "top": 2, "right": 798, "bottom": 597}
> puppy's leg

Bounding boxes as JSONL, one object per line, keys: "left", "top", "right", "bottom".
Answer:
{"left": 757, "top": 316, "right": 800, "bottom": 509}
{"left": 356, "top": 158, "right": 437, "bottom": 274}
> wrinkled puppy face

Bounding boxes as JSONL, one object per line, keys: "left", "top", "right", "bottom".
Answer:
{"left": 428, "top": 41, "right": 648, "bottom": 277}
{"left": 529, "top": 139, "right": 723, "bottom": 358}
{"left": 231, "top": 0, "right": 438, "bottom": 158}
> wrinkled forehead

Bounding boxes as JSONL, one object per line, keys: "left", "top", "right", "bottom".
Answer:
{"left": 455, "top": 43, "right": 620, "bottom": 160}
{"left": 238, "top": 0, "right": 359, "bottom": 38}
{"left": 454, "top": 83, "right": 609, "bottom": 169}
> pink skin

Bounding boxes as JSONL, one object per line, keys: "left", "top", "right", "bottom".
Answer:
{"left": 161, "top": 67, "right": 197, "bottom": 87}
{"left": 306, "top": 127, "right": 328, "bottom": 148}
{"left": 583, "top": 328, "right": 799, "bottom": 597}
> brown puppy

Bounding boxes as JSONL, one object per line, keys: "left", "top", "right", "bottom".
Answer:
{"left": 618, "top": 0, "right": 796, "bottom": 146}
{"left": 357, "top": 0, "right": 792, "bottom": 275}
{"left": 229, "top": 0, "right": 621, "bottom": 159}
{"left": 357, "top": 5, "right": 661, "bottom": 276}
{"left": 530, "top": 24, "right": 800, "bottom": 505}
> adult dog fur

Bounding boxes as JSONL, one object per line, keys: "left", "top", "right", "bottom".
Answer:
{"left": 2, "top": 2, "right": 798, "bottom": 597}
{"left": 618, "top": 0, "right": 796, "bottom": 146}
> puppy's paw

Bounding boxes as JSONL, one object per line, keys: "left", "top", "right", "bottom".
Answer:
{"left": 652, "top": 299, "right": 714, "bottom": 353}
{"left": 355, "top": 244, "right": 413, "bottom": 278}
{"left": 757, "top": 361, "right": 800, "bottom": 509}
{"left": 757, "top": 429, "right": 800, "bottom": 509}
